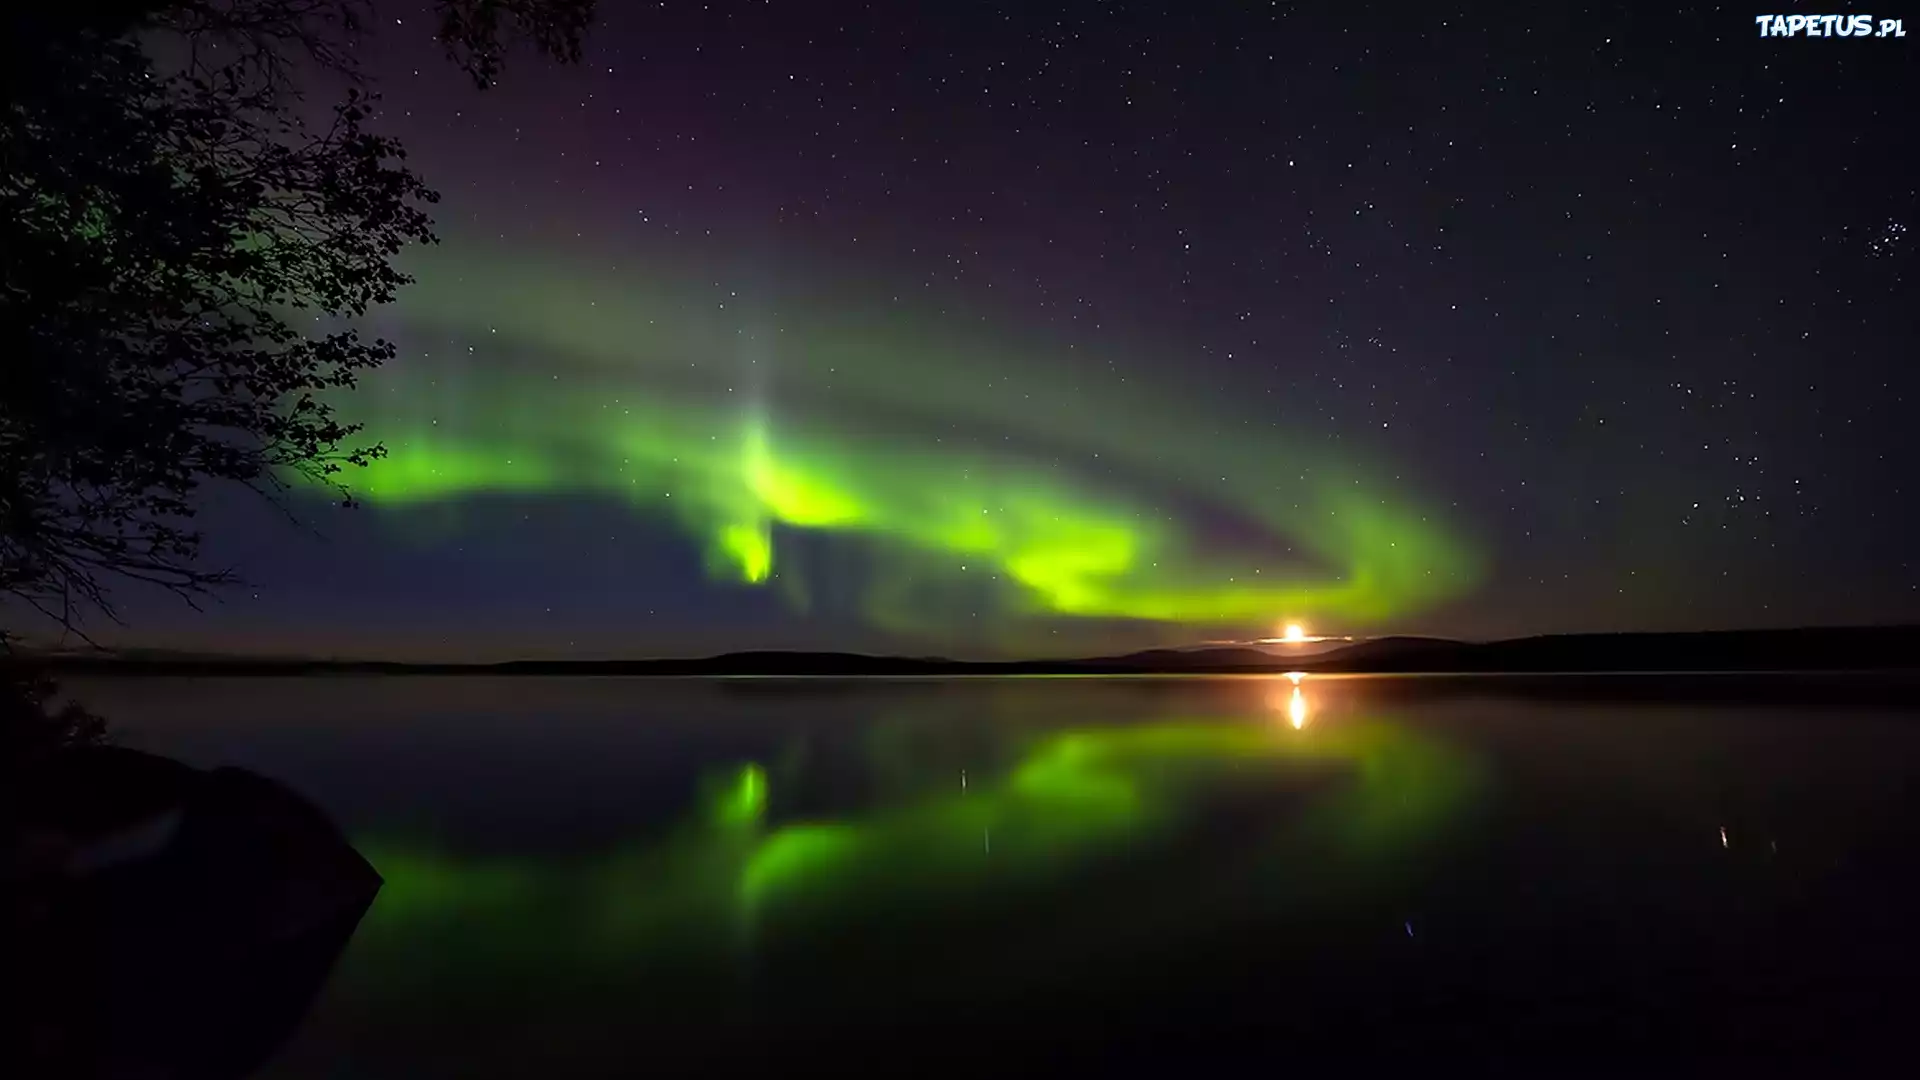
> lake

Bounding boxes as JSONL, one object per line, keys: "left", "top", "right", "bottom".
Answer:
{"left": 70, "top": 673, "right": 1920, "bottom": 1074}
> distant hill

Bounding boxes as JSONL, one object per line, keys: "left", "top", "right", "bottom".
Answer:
{"left": 1090, "top": 647, "right": 1295, "bottom": 669}
{"left": 1301, "top": 626, "right": 1920, "bottom": 674}
{"left": 12, "top": 625, "right": 1920, "bottom": 676}
{"left": 1296, "top": 635, "right": 1463, "bottom": 667}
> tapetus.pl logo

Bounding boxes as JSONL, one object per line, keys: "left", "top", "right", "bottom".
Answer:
{"left": 1755, "top": 13, "right": 1906, "bottom": 36}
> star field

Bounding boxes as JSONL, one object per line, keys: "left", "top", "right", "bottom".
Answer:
{"left": 126, "top": 1, "right": 1915, "bottom": 659}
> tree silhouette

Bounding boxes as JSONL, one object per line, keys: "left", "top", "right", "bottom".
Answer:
{"left": 0, "top": 1, "right": 595, "bottom": 637}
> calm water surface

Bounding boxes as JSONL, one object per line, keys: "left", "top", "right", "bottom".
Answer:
{"left": 71, "top": 674, "right": 1920, "bottom": 1073}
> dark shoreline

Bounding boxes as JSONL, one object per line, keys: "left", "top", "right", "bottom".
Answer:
{"left": 15, "top": 625, "right": 1920, "bottom": 678}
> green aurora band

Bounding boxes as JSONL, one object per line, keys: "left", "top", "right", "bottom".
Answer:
{"left": 313, "top": 240, "right": 1484, "bottom": 638}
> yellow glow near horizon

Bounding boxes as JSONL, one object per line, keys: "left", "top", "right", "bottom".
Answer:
{"left": 1282, "top": 623, "right": 1307, "bottom": 643}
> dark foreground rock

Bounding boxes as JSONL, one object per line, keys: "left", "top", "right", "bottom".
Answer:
{"left": 4, "top": 746, "right": 380, "bottom": 1079}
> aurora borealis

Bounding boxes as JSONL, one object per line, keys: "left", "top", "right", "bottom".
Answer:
{"left": 98, "top": 0, "right": 1914, "bottom": 658}
{"left": 24, "top": 1, "right": 1920, "bottom": 1071}
{"left": 313, "top": 238, "right": 1481, "bottom": 645}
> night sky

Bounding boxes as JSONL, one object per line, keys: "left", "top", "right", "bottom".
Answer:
{"left": 113, "top": 2, "right": 1916, "bottom": 660}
